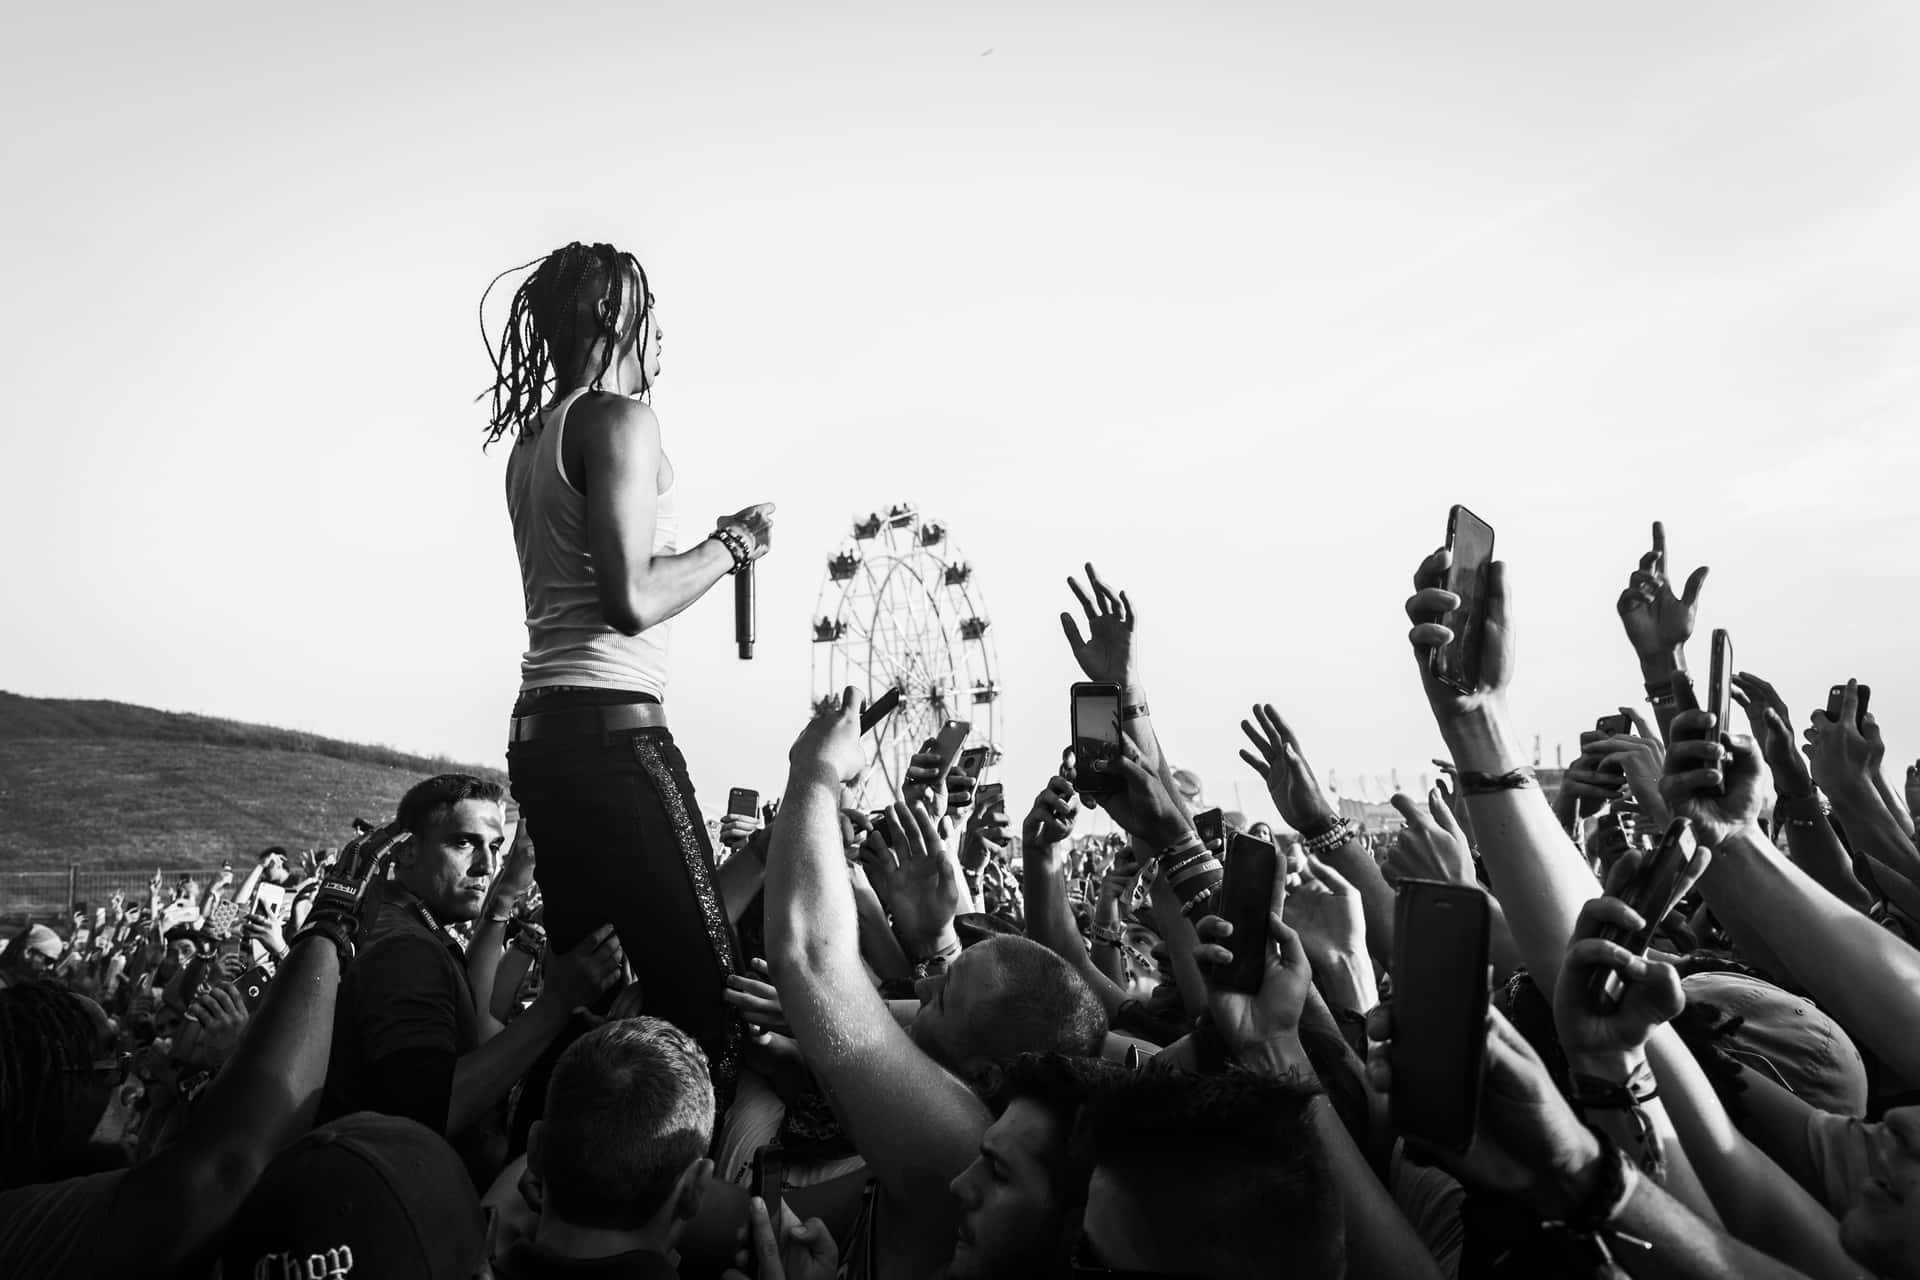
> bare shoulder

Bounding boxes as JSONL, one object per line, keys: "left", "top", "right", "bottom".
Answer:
{"left": 571, "top": 393, "right": 661, "bottom": 449}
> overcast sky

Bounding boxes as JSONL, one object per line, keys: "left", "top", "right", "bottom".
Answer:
{"left": 5, "top": 1, "right": 1918, "bottom": 828}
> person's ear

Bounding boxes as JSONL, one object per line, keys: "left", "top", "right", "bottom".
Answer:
{"left": 674, "top": 1157, "right": 714, "bottom": 1224}
{"left": 526, "top": 1120, "right": 547, "bottom": 1179}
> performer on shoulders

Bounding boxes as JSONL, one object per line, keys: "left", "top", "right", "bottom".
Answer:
{"left": 480, "top": 241, "right": 773, "bottom": 1094}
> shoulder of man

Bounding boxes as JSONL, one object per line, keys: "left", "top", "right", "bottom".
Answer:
{"left": 570, "top": 392, "right": 660, "bottom": 442}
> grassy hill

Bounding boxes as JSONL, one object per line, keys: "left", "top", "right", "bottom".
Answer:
{"left": 0, "top": 691, "right": 507, "bottom": 875}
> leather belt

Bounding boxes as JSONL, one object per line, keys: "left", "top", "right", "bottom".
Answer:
{"left": 509, "top": 701, "right": 669, "bottom": 743}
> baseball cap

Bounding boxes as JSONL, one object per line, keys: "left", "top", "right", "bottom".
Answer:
{"left": 1682, "top": 972, "right": 1869, "bottom": 1118}
{"left": 220, "top": 1112, "right": 484, "bottom": 1280}
{"left": 22, "top": 924, "right": 63, "bottom": 962}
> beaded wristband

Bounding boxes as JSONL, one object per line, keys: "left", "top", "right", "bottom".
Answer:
{"left": 1301, "top": 818, "right": 1357, "bottom": 857}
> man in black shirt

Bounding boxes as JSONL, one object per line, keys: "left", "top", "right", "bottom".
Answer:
{"left": 320, "top": 775, "right": 624, "bottom": 1172}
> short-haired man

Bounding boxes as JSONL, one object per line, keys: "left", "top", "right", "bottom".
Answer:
{"left": 1076, "top": 1072, "right": 1343, "bottom": 1279}
{"left": 496, "top": 1017, "right": 718, "bottom": 1278}
{"left": 319, "top": 774, "right": 624, "bottom": 1182}
{"left": 766, "top": 695, "right": 1110, "bottom": 1280}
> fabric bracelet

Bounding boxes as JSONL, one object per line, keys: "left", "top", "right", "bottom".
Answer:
{"left": 1459, "top": 767, "right": 1538, "bottom": 795}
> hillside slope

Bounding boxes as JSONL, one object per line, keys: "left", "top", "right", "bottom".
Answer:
{"left": 0, "top": 691, "right": 506, "bottom": 873}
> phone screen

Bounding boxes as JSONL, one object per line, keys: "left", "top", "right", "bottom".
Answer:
{"left": 728, "top": 788, "right": 759, "bottom": 817}
{"left": 1071, "top": 683, "right": 1124, "bottom": 795}
{"left": 1389, "top": 880, "right": 1492, "bottom": 1152}
{"left": 1212, "top": 835, "right": 1279, "bottom": 992}
{"left": 1194, "top": 808, "right": 1225, "bottom": 851}
{"left": 1435, "top": 506, "right": 1495, "bottom": 693}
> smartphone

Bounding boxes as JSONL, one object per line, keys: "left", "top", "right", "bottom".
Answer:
{"left": 1827, "top": 683, "right": 1872, "bottom": 730}
{"left": 251, "top": 882, "right": 287, "bottom": 922}
{"left": 1433, "top": 506, "right": 1495, "bottom": 693}
{"left": 1194, "top": 808, "right": 1225, "bottom": 852}
{"left": 1389, "top": 879, "right": 1492, "bottom": 1153}
{"left": 728, "top": 788, "right": 760, "bottom": 818}
{"left": 974, "top": 782, "right": 1005, "bottom": 819}
{"left": 204, "top": 899, "right": 240, "bottom": 939}
{"left": 1586, "top": 818, "right": 1708, "bottom": 1011}
{"left": 1210, "top": 834, "right": 1280, "bottom": 993}
{"left": 234, "top": 961, "right": 275, "bottom": 1011}
{"left": 859, "top": 686, "right": 903, "bottom": 735}
{"left": 1070, "top": 682, "right": 1125, "bottom": 797}
{"left": 959, "top": 745, "right": 993, "bottom": 780}
{"left": 749, "top": 1143, "right": 786, "bottom": 1273}
{"left": 1707, "top": 630, "right": 1732, "bottom": 736}
{"left": 929, "top": 720, "right": 971, "bottom": 778}
{"left": 1595, "top": 713, "right": 1632, "bottom": 737}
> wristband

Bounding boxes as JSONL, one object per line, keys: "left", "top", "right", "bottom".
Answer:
{"left": 1091, "top": 923, "right": 1125, "bottom": 946}
{"left": 510, "top": 922, "right": 547, "bottom": 959}
{"left": 1157, "top": 832, "right": 1205, "bottom": 864}
{"left": 1300, "top": 818, "right": 1357, "bottom": 857}
{"left": 292, "top": 918, "right": 357, "bottom": 969}
{"left": 709, "top": 526, "right": 753, "bottom": 574}
{"left": 1120, "top": 702, "right": 1150, "bottom": 721}
{"left": 1178, "top": 883, "right": 1222, "bottom": 920}
{"left": 1545, "top": 1130, "right": 1646, "bottom": 1260}
{"left": 1459, "top": 767, "right": 1538, "bottom": 795}
{"left": 1568, "top": 1059, "right": 1658, "bottom": 1109}
{"left": 913, "top": 939, "right": 962, "bottom": 980}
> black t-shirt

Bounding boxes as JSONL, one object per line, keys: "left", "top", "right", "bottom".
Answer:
{"left": 318, "top": 895, "right": 476, "bottom": 1133}
{"left": 496, "top": 1241, "right": 681, "bottom": 1279}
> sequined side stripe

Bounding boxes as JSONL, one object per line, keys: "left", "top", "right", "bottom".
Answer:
{"left": 631, "top": 736, "right": 741, "bottom": 1089}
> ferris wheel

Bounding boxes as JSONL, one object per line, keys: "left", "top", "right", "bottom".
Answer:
{"left": 811, "top": 503, "right": 1002, "bottom": 808}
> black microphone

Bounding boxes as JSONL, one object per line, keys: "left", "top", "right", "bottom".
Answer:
{"left": 735, "top": 560, "right": 755, "bottom": 660}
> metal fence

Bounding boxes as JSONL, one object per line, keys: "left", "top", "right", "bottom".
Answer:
{"left": 0, "top": 868, "right": 226, "bottom": 930}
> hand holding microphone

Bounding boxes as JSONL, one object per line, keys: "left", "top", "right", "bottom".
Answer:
{"left": 714, "top": 504, "right": 775, "bottom": 661}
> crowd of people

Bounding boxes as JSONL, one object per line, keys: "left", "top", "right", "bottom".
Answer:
{"left": 3, "top": 539, "right": 1918, "bottom": 1278}
{"left": 8, "top": 236, "right": 1920, "bottom": 1278}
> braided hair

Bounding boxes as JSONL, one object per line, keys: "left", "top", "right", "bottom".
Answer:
{"left": 0, "top": 980, "right": 101, "bottom": 1188}
{"left": 478, "top": 241, "right": 655, "bottom": 449}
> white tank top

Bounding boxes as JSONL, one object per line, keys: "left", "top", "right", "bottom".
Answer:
{"left": 505, "top": 388, "right": 677, "bottom": 696}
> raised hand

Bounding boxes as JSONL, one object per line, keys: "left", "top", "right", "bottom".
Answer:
{"left": 175, "top": 981, "right": 250, "bottom": 1068}
{"left": 1090, "top": 738, "right": 1191, "bottom": 849}
{"left": 1615, "top": 521, "right": 1708, "bottom": 671}
{"left": 1282, "top": 854, "right": 1368, "bottom": 972}
{"left": 1586, "top": 732, "right": 1671, "bottom": 825}
{"left": 1803, "top": 681, "right": 1877, "bottom": 798}
{"left": 719, "top": 812, "right": 763, "bottom": 853}
{"left": 1405, "top": 548, "right": 1515, "bottom": 724}
{"left": 486, "top": 817, "right": 539, "bottom": 915}
{"left": 1730, "top": 672, "right": 1813, "bottom": 801}
{"left": 295, "top": 822, "right": 412, "bottom": 958}
{"left": 1021, "top": 777, "right": 1080, "bottom": 876}
{"left": 241, "top": 913, "right": 289, "bottom": 961}
{"left": 875, "top": 799, "right": 973, "bottom": 955}
{"left": 789, "top": 687, "right": 865, "bottom": 787}
{"left": 1551, "top": 872, "right": 1686, "bottom": 1066}
{"left": 1386, "top": 789, "right": 1474, "bottom": 886}
{"left": 1660, "top": 705, "right": 1764, "bottom": 848}
{"left": 1060, "top": 562, "right": 1138, "bottom": 687}
{"left": 902, "top": 740, "right": 952, "bottom": 819}
{"left": 1194, "top": 890, "right": 1313, "bottom": 1061}
{"left": 1366, "top": 1005, "right": 1601, "bottom": 1217}
{"left": 1238, "top": 704, "right": 1336, "bottom": 831}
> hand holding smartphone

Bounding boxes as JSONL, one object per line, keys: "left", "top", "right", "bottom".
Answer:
{"left": 1584, "top": 818, "right": 1709, "bottom": 1012}
{"left": 1209, "top": 834, "right": 1280, "bottom": 993}
{"left": 1070, "top": 682, "right": 1125, "bottom": 797}
{"left": 1388, "top": 879, "right": 1492, "bottom": 1153}
{"left": 1827, "top": 682, "right": 1871, "bottom": 730}
{"left": 1432, "top": 506, "right": 1495, "bottom": 693}
{"left": 748, "top": 1144, "right": 786, "bottom": 1277}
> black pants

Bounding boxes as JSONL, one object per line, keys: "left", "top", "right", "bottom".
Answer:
{"left": 507, "top": 696, "right": 740, "bottom": 1095}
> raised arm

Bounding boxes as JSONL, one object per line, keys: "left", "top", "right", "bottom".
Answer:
{"left": 574, "top": 396, "right": 772, "bottom": 635}
{"left": 764, "top": 692, "right": 989, "bottom": 1214}
{"left": 1021, "top": 777, "right": 1128, "bottom": 1019}
{"left": 1615, "top": 521, "right": 1709, "bottom": 743}
{"left": 1406, "top": 544, "right": 1866, "bottom": 1277}
{"left": 112, "top": 825, "right": 399, "bottom": 1270}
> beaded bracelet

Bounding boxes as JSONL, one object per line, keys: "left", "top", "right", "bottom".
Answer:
{"left": 709, "top": 526, "right": 753, "bottom": 574}
{"left": 1301, "top": 818, "right": 1357, "bottom": 857}
{"left": 1091, "top": 923, "right": 1125, "bottom": 946}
